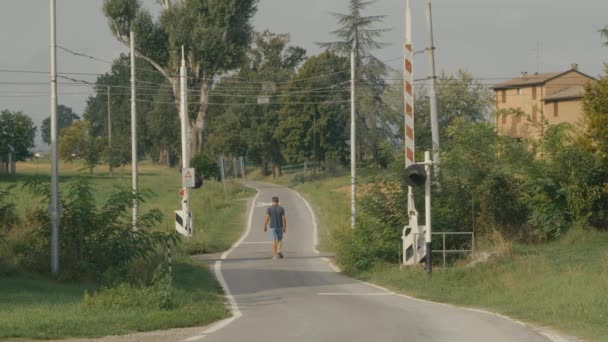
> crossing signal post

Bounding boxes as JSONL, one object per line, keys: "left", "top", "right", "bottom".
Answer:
{"left": 174, "top": 47, "right": 204, "bottom": 237}
{"left": 402, "top": 151, "right": 434, "bottom": 275}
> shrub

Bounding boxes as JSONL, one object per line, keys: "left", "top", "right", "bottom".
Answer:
{"left": 334, "top": 183, "right": 404, "bottom": 272}
{"left": 84, "top": 265, "right": 174, "bottom": 310}
{"left": 333, "top": 214, "right": 401, "bottom": 273}
{"left": 191, "top": 154, "right": 220, "bottom": 181}
{"left": 20, "top": 178, "right": 172, "bottom": 280}
{"left": 0, "top": 186, "right": 19, "bottom": 245}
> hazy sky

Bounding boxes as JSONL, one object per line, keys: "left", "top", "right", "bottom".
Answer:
{"left": 1, "top": 0, "right": 606, "bottom": 148}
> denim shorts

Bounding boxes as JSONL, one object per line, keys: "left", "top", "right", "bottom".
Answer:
{"left": 269, "top": 227, "right": 283, "bottom": 241}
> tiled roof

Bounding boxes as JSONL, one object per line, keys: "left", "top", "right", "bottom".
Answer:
{"left": 543, "top": 85, "right": 586, "bottom": 102}
{"left": 492, "top": 72, "right": 563, "bottom": 89}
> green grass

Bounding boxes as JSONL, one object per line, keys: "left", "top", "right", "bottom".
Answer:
{"left": 0, "top": 259, "right": 229, "bottom": 339}
{"left": 1, "top": 159, "right": 254, "bottom": 254}
{"left": 0, "top": 160, "right": 255, "bottom": 339}
{"left": 269, "top": 169, "right": 608, "bottom": 341}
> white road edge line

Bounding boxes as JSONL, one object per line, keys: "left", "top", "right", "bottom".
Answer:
{"left": 289, "top": 187, "right": 578, "bottom": 342}
{"left": 290, "top": 189, "right": 319, "bottom": 254}
{"left": 183, "top": 189, "right": 261, "bottom": 342}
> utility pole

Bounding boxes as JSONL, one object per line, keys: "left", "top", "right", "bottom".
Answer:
{"left": 130, "top": 31, "right": 138, "bottom": 230}
{"left": 107, "top": 86, "right": 112, "bottom": 144}
{"left": 424, "top": 151, "right": 433, "bottom": 275}
{"left": 180, "top": 46, "right": 191, "bottom": 234}
{"left": 350, "top": 51, "right": 356, "bottom": 230}
{"left": 426, "top": 0, "right": 440, "bottom": 166}
{"left": 107, "top": 86, "right": 113, "bottom": 176}
{"left": 313, "top": 112, "right": 317, "bottom": 176}
{"left": 49, "top": 0, "right": 60, "bottom": 275}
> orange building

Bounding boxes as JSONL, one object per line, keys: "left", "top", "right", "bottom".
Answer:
{"left": 493, "top": 65, "right": 595, "bottom": 139}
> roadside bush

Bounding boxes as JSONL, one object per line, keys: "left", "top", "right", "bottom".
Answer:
{"left": 191, "top": 154, "right": 220, "bottom": 181}
{"left": 0, "top": 186, "right": 19, "bottom": 245}
{"left": 84, "top": 265, "right": 174, "bottom": 310}
{"left": 19, "top": 178, "right": 171, "bottom": 280}
{"left": 334, "top": 183, "right": 404, "bottom": 272}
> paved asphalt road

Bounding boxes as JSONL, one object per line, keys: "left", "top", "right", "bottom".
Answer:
{"left": 187, "top": 182, "right": 554, "bottom": 342}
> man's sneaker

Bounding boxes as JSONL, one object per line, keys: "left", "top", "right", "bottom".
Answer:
{"left": 278, "top": 252, "right": 284, "bottom": 259}
{"left": 272, "top": 256, "right": 277, "bottom": 260}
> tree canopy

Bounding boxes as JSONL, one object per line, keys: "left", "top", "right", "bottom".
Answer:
{"left": 319, "top": 0, "right": 390, "bottom": 166}
{"left": 102, "top": 0, "right": 258, "bottom": 154}
{"left": 41, "top": 105, "right": 80, "bottom": 145}
{"left": 206, "top": 31, "right": 306, "bottom": 175}
{"left": 0, "top": 110, "right": 36, "bottom": 161}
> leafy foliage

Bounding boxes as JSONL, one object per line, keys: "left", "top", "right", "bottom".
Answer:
{"left": 58, "top": 120, "right": 105, "bottom": 174}
{"left": 0, "top": 187, "right": 18, "bottom": 245}
{"left": 276, "top": 52, "right": 350, "bottom": 165}
{"left": 83, "top": 265, "right": 174, "bottom": 310}
{"left": 41, "top": 105, "right": 80, "bottom": 145}
{"left": 207, "top": 31, "right": 306, "bottom": 174}
{"left": 84, "top": 55, "right": 168, "bottom": 169}
{"left": 414, "top": 70, "right": 493, "bottom": 151}
{"left": 190, "top": 154, "right": 220, "bottom": 181}
{"left": 0, "top": 110, "right": 37, "bottom": 161}
{"left": 103, "top": 0, "right": 258, "bottom": 153}
{"left": 319, "top": 0, "right": 391, "bottom": 166}
{"left": 20, "top": 178, "right": 171, "bottom": 280}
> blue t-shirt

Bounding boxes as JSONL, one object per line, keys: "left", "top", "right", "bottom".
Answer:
{"left": 267, "top": 205, "right": 285, "bottom": 229}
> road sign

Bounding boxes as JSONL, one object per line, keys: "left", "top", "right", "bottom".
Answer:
{"left": 175, "top": 209, "right": 192, "bottom": 237}
{"left": 182, "top": 168, "right": 195, "bottom": 188}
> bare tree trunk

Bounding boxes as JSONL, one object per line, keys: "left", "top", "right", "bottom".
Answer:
{"left": 192, "top": 80, "right": 211, "bottom": 154}
{"left": 261, "top": 159, "right": 270, "bottom": 176}
{"left": 272, "top": 164, "right": 282, "bottom": 178}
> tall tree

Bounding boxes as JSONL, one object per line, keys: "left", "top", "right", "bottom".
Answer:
{"left": 41, "top": 105, "right": 79, "bottom": 145}
{"left": 102, "top": 0, "right": 258, "bottom": 154}
{"left": 319, "top": 0, "right": 390, "bottom": 166}
{"left": 0, "top": 110, "right": 36, "bottom": 161}
{"left": 147, "top": 83, "right": 180, "bottom": 167}
{"left": 58, "top": 120, "right": 92, "bottom": 162}
{"left": 276, "top": 52, "right": 350, "bottom": 166}
{"left": 414, "top": 70, "right": 492, "bottom": 151}
{"left": 207, "top": 31, "right": 306, "bottom": 175}
{"left": 83, "top": 55, "right": 167, "bottom": 168}
{"left": 581, "top": 66, "right": 608, "bottom": 163}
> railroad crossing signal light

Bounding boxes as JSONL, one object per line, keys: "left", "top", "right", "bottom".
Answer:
{"left": 193, "top": 175, "right": 203, "bottom": 189}
{"left": 404, "top": 164, "right": 427, "bottom": 187}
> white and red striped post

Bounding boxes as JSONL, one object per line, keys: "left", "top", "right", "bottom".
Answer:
{"left": 404, "top": 0, "right": 416, "bottom": 214}
{"left": 402, "top": 0, "right": 421, "bottom": 266}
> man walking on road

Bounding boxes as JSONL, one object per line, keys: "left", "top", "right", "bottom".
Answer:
{"left": 264, "top": 196, "right": 287, "bottom": 260}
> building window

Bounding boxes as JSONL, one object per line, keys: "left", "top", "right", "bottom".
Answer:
{"left": 532, "top": 87, "right": 537, "bottom": 100}
{"left": 532, "top": 105, "right": 538, "bottom": 122}
{"left": 517, "top": 88, "right": 523, "bottom": 95}
{"left": 554, "top": 102, "right": 559, "bottom": 117}
{"left": 501, "top": 114, "right": 507, "bottom": 124}
{"left": 501, "top": 90, "right": 506, "bottom": 103}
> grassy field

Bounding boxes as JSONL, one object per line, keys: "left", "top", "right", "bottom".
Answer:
{"left": 0, "top": 259, "right": 228, "bottom": 340}
{"left": 0, "top": 160, "right": 255, "bottom": 339}
{"left": 1, "top": 159, "right": 254, "bottom": 254}
{"left": 270, "top": 169, "right": 608, "bottom": 341}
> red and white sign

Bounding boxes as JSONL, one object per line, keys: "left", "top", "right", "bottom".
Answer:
{"left": 182, "top": 168, "right": 195, "bottom": 188}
